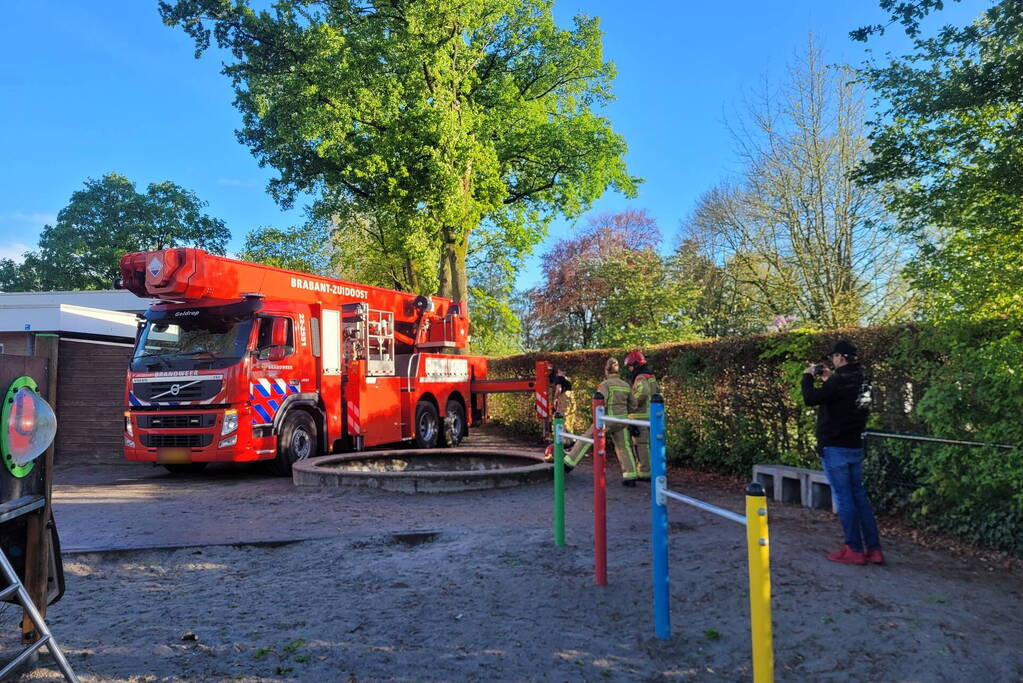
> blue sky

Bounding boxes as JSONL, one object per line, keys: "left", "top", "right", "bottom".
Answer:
{"left": 0, "top": 1, "right": 984, "bottom": 290}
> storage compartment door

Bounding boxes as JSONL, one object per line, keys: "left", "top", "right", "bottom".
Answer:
{"left": 321, "top": 309, "right": 341, "bottom": 376}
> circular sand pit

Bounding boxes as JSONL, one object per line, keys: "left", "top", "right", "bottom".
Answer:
{"left": 292, "top": 448, "right": 553, "bottom": 493}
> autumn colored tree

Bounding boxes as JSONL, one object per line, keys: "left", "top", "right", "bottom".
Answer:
{"left": 526, "top": 209, "right": 697, "bottom": 350}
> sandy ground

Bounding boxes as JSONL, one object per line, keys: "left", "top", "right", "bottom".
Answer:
{"left": 2, "top": 425, "right": 1021, "bottom": 681}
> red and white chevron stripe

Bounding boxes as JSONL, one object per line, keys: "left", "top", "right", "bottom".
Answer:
{"left": 535, "top": 390, "right": 549, "bottom": 418}
{"left": 347, "top": 400, "right": 361, "bottom": 435}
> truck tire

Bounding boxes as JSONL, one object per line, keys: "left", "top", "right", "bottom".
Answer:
{"left": 163, "top": 463, "right": 208, "bottom": 475}
{"left": 414, "top": 401, "right": 439, "bottom": 448}
{"left": 442, "top": 400, "right": 466, "bottom": 447}
{"left": 270, "top": 410, "right": 317, "bottom": 476}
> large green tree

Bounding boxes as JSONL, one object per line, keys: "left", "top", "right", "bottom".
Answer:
{"left": 0, "top": 173, "right": 229, "bottom": 291}
{"left": 853, "top": 1, "right": 1023, "bottom": 321}
{"left": 853, "top": 2, "right": 1023, "bottom": 526}
{"left": 160, "top": 0, "right": 637, "bottom": 313}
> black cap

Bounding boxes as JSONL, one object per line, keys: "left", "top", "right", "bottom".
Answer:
{"left": 826, "top": 339, "right": 858, "bottom": 360}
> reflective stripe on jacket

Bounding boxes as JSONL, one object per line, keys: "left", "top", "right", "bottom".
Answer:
{"left": 630, "top": 373, "right": 660, "bottom": 418}
{"left": 598, "top": 374, "right": 632, "bottom": 417}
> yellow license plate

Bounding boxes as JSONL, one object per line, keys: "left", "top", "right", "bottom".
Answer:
{"left": 156, "top": 447, "right": 191, "bottom": 464}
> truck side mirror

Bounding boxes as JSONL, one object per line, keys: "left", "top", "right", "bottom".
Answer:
{"left": 267, "top": 346, "right": 288, "bottom": 362}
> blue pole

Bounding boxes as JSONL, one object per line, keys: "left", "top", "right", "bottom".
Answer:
{"left": 650, "top": 393, "right": 670, "bottom": 639}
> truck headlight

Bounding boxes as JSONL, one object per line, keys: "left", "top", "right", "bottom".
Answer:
{"left": 221, "top": 409, "right": 238, "bottom": 435}
{"left": 124, "top": 411, "right": 133, "bottom": 436}
{"left": 124, "top": 437, "right": 135, "bottom": 448}
{"left": 218, "top": 435, "right": 237, "bottom": 448}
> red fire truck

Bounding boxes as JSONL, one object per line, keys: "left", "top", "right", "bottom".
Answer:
{"left": 117, "top": 248, "right": 549, "bottom": 475}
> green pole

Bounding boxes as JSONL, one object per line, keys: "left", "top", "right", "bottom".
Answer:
{"left": 553, "top": 412, "right": 566, "bottom": 547}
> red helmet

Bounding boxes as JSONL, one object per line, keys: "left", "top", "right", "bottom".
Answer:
{"left": 624, "top": 350, "right": 646, "bottom": 366}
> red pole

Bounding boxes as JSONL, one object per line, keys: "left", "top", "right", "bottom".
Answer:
{"left": 592, "top": 391, "right": 607, "bottom": 586}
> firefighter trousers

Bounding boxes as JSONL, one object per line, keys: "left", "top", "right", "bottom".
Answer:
{"left": 555, "top": 391, "right": 575, "bottom": 435}
{"left": 565, "top": 423, "right": 640, "bottom": 479}
{"left": 633, "top": 427, "right": 651, "bottom": 480}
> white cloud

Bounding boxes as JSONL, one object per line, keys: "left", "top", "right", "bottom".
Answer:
{"left": 0, "top": 243, "right": 34, "bottom": 263}
{"left": 216, "top": 177, "right": 262, "bottom": 188}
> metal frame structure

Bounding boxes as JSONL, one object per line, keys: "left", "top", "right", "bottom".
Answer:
{"left": 552, "top": 392, "right": 775, "bottom": 683}
{"left": 0, "top": 541, "right": 77, "bottom": 681}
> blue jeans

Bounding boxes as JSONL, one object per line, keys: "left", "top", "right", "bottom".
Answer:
{"left": 821, "top": 446, "right": 881, "bottom": 553}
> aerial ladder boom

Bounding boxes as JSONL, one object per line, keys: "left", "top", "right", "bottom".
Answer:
{"left": 118, "top": 248, "right": 469, "bottom": 350}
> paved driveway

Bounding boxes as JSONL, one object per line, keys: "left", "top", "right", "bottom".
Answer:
{"left": 53, "top": 425, "right": 549, "bottom": 553}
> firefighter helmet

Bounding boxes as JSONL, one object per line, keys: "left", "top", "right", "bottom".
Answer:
{"left": 624, "top": 350, "right": 646, "bottom": 367}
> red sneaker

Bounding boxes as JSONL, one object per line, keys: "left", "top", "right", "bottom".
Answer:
{"left": 826, "top": 545, "right": 867, "bottom": 565}
{"left": 543, "top": 444, "right": 554, "bottom": 462}
{"left": 865, "top": 549, "right": 885, "bottom": 565}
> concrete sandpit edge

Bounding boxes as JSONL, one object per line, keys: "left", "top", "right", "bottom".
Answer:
{"left": 292, "top": 448, "right": 553, "bottom": 493}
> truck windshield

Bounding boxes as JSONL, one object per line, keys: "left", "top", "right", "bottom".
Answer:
{"left": 131, "top": 317, "right": 254, "bottom": 371}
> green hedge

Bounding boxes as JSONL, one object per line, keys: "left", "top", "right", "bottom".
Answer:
{"left": 487, "top": 324, "right": 1023, "bottom": 554}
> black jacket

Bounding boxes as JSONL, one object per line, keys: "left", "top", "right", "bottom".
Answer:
{"left": 801, "top": 363, "right": 868, "bottom": 448}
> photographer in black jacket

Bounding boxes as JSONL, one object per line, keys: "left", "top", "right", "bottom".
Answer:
{"left": 802, "top": 340, "right": 884, "bottom": 566}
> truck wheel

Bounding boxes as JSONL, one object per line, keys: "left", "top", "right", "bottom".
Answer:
{"left": 271, "top": 411, "right": 317, "bottom": 477}
{"left": 163, "top": 463, "right": 207, "bottom": 475}
{"left": 442, "top": 400, "right": 466, "bottom": 447}
{"left": 414, "top": 401, "right": 439, "bottom": 448}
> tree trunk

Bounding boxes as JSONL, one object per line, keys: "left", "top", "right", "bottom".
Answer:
{"left": 437, "top": 226, "right": 469, "bottom": 302}
{"left": 437, "top": 225, "right": 470, "bottom": 354}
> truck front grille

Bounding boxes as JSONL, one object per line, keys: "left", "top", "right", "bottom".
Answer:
{"left": 141, "top": 434, "right": 213, "bottom": 448}
{"left": 139, "top": 414, "right": 216, "bottom": 429}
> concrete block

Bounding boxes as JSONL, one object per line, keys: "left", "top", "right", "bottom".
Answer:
{"left": 751, "top": 464, "right": 837, "bottom": 513}
{"left": 806, "top": 469, "right": 838, "bottom": 513}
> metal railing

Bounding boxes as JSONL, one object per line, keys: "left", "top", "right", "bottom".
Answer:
{"left": 864, "top": 430, "right": 1018, "bottom": 451}
{"left": 551, "top": 390, "right": 663, "bottom": 584}
{"left": 549, "top": 391, "right": 775, "bottom": 682}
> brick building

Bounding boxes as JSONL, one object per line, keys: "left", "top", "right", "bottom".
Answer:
{"left": 0, "top": 291, "right": 151, "bottom": 466}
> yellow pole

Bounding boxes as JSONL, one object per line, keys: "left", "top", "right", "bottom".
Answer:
{"left": 745, "top": 482, "right": 774, "bottom": 683}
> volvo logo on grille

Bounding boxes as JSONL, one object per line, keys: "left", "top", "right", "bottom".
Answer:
{"left": 170, "top": 384, "right": 181, "bottom": 396}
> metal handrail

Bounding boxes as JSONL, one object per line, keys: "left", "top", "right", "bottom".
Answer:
{"left": 600, "top": 415, "right": 650, "bottom": 428}
{"left": 863, "top": 430, "right": 1018, "bottom": 450}
{"left": 560, "top": 432, "right": 593, "bottom": 445}
{"left": 658, "top": 483, "right": 747, "bottom": 525}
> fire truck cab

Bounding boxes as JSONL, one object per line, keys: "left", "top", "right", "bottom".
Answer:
{"left": 117, "top": 248, "right": 548, "bottom": 475}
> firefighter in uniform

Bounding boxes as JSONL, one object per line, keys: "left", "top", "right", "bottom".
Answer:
{"left": 625, "top": 349, "right": 659, "bottom": 483}
{"left": 550, "top": 367, "right": 575, "bottom": 435}
{"left": 561, "top": 357, "right": 641, "bottom": 485}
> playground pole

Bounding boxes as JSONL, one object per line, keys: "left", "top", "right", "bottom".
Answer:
{"left": 649, "top": 394, "right": 670, "bottom": 639}
{"left": 553, "top": 413, "right": 566, "bottom": 547}
{"left": 745, "top": 482, "right": 774, "bottom": 683}
{"left": 592, "top": 392, "right": 607, "bottom": 586}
